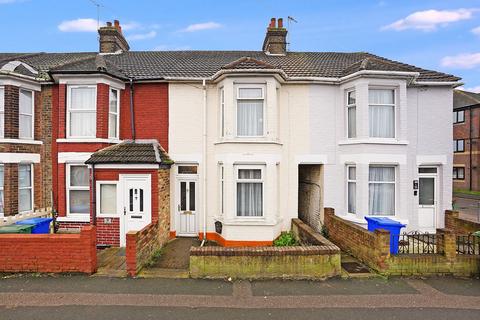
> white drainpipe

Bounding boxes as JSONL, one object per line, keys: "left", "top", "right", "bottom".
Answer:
{"left": 201, "top": 79, "right": 207, "bottom": 246}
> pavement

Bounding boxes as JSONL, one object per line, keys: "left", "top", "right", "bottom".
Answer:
{"left": 0, "top": 275, "right": 479, "bottom": 319}
{"left": 453, "top": 196, "right": 480, "bottom": 222}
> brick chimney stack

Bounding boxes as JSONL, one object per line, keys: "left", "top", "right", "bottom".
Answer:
{"left": 98, "top": 20, "right": 130, "bottom": 54}
{"left": 262, "top": 17, "right": 287, "bottom": 55}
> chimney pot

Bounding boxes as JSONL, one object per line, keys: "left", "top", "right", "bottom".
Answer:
{"left": 98, "top": 19, "right": 130, "bottom": 53}
{"left": 269, "top": 18, "right": 276, "bottom": 28}
{"left": 106, "top": 21, "right": 112, "bottom": 27}
{"left": 278, "top": 18, "right": 283, "bottom": 28}
{"left": 114, "top": 20, "right": 120, "bottom": 27}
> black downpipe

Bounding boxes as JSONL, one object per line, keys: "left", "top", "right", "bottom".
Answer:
{"left": 469, "top": 106, "right": 473, "bottom": 191}
{"left": 91, "top": 164, "right": 96, "bottom": 226}
{"left": 129, "top": 78, "right": 136, "bottom": 141}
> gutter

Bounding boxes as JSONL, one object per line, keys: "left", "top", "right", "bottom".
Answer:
{"left": 201, "top": 78, "right": 207, "bottom": 246}
{"left": 129, "top": 78, "right": 136, "bottom": 140}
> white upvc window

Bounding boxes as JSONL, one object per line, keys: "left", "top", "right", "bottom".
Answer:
{"left": 67, "top": 85, "right": 96, "bottom": 138}
{"left": 368, "top": 166, "right": 395, "bottom": 216}
{"left": 18, "top": 163, "right": 33, "bottom": 213}
{"left": 346, "top": 90, "right": 356, "bottom": 138}
{"left": 369, "top": 88, "right": 395, "bottom": 138}
{"left": 219, "top": 165, "right": 224, "bottom": 216}
{"left": 236, "top": 87, "right": 264, "bottom": 137}
{"left": 108, "top": 88, "right": 120, "bottom": 139}
{"left": 235, "top": 165, "right": 264, "bottom": 217}
{"left": 19, "top": 89, "right": 34, "bottom": 139}
{"left": 0, "top": 86, "right": 4, "bottom": 138}
{"left": 0, "top": 164, "right": 4, "bottom": 215}
{"left": 220, "top": 87, "right": 225, "bottom": 137}
{"left": 96, "top": 181, "right": 117, "bottom": 216}
{"left": 67, "top": 164, "right": 90, "bottom": 216}
{"left": 347, "top": 165, "right": 356, "bottom": 214}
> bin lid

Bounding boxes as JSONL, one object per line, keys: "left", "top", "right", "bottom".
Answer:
{"left": 16, "top": 217, "right": 53, "bottom": 225}
{"left": 365, "top": 216, "right": 406, "bottom": 227}
{"left": 0, "top": 224, "right": 34, "bottom": 233}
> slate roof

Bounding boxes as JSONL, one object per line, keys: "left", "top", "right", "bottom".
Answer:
{"left": 453, "top": 90, "right": 480, "bottom": 109}
{"left": 85, "top": 140, "right": 172, "bottom": 165}
{"left": 0, "top": 50, "right": 460, "bottom": 83}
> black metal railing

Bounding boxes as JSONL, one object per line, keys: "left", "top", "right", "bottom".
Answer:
{"left": 456, "top": 234, "right": 480, "bottom": 255}
{"left": 397, "top": 232, "right": 443, "bottom": 255}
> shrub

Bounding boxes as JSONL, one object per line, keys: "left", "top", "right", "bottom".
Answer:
{"left": 273, "top": 232, "right": 298, "bottom": 247}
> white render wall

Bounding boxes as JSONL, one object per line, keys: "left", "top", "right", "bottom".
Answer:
{"left": 168, "top": 76, "right": 453, "bottom": 241}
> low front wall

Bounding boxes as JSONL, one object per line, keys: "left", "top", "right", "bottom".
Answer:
{"left": 445, "top": 210, "right": 480, "bottom": 234}
{"left": 0, "top": 226, "right": 97, "bottom": 274}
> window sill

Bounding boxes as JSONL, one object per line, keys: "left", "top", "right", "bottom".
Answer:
{"left": 0, "top": 139, "right": 43, "bottom": 145}
{"left": 218, "top": 217, "right": 282, "bottom": 226}
{"left": 338, "top": 139, "right": 409, "bottom": 146}
{"left": 214, "top": 139, "right": 282, "bottom": 145}
{"left": 57, "top": 215, "right": 90, "bottom": 223}
{"left": 57, "top": 138, "right": 121, "bottom": 144}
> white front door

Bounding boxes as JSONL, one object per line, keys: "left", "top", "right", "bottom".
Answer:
{"left": 120, "top": 174, "right": 151, "bottom": 246}
{"left": 418, "top": 169, "right": 437, "bottom": 232}
{"left": 176, "top": 178, "right": 197, "bottom": 236}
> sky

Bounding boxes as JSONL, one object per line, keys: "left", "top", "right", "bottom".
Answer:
{"left": 0, "top": 0, "right": 479, "bottom": 90}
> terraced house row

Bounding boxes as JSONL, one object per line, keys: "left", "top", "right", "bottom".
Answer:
{"left": 0, "top": 18, "right": 461, "bottom": 247}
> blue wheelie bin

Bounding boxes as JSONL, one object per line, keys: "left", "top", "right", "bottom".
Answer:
{"left": 16, "top": 217, "right": 53, "bottom": 234}
{"left": 365, "top": 217, "right": 406, "bottom": 254}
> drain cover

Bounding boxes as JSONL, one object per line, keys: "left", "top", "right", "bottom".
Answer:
{"left": 341, "top": 262, "right": 370, "bottom": 273}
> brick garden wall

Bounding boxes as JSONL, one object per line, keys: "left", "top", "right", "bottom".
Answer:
{"left": 445, "top": 210, "right": 480, "bottom": 235}
{"left": 0, "top": 226, "right": 97, "bottom": 274}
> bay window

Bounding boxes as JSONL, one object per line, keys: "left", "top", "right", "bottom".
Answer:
{"left": 220, "top": 88, "right": 225, "bottom": 137}
{"left": 18, "top": 164, "right": 33, "bottom": 212}
{"left": 109, "top": 88, "right": 119, "bottom": 139}
{"left": 369, "top": 89, "right": 395, "bottom": 138}
{"left": 0, "top": 87, "right": 4, "bottom": 138}
{"left": 369, "top": 166, "right": 395, "bottom": 216}
{"left": 0, "top": 164, "right": 4, "bottom": 215}
{"left": 347, "top": 165, "right": 356, "bottom": 214}
{"left": 236, "top": 166, "right": 263, "bottom": 217}
{"left": 19, "top": 89, "right": 34, "bottom": 139}
{"left": 68, "top": 86, "right": 96, "bottom": 138}
{"left": 67, "top": 164, "right": 90, "bottom": 215}
{"left": 236, "top": 87, "right": 264, "bottom": 137}
{"left": 346, "top": 90, "right": 356, "bottom": 138}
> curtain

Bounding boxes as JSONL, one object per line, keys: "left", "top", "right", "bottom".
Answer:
{"left": 69, "top": 190, "right": 89, "bottom": 214}
{"left": 369, "top": 89, "right": 395, "bottom": 138}
{"left": 109, "top": 114, "right": 117, "bottom": 138}
{"left": 70, "top": 87, "right": 96, "bottom": 137}
{"left": 19, "top": 115, "right": 32, "bottom": 139}
{"left": 100, "top": 184, "right": 117, "bottom": 214}
{"left": 70, "top": 166, "right": 89, "bottom": 187}
{"left": 237, "top": 100, "right": 263, "bottom": 136}
{"left": 71, "top": 87, "right": 95, "bottom": 110}
{"left": 348, "top": 106, "right": 356, "bottom": 138}
{"left": 237, "top": 169, "right": 263, "bottom": 217}
{"left": 369, "top": 167, "right": 395, "bottom": 216}
{"left": 18, "top": 165, "right": 32, "bottom": 212}
{"left": 109, "top": 89, "right": 118, "bottom": 113}
{"left": 19, "top": 90, "right": 33, "bottom": 139}
{"left": 348, "top": 182, "right": 356, "bottom": 214}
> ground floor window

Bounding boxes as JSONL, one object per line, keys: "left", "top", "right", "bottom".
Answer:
{"left": 98, "top": 182, "right": 117, "bottom": 215}
{"left": 18, "top": 163, "right": 33, "bottom": 212}
{"left": 368, "top": 166, "right": 395, "bottom": 216}
{"left": 453, "top": 167, "right": 465, "bottom": 180}
{"left": 67, "top": 164, "right": 90, "bottom": 215}
{"left": 236, "top": 166, "right": 264, "bottom": 217}
{"left": 347, "top": 165, "right": 356, "bottom": 214}
{"left": 0, "top": 164, "right": 4, "bottom": 214}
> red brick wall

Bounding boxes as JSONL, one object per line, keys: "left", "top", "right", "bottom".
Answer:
{"left": 0, "top": 226, "right": 97, "bottom": 274}
{"left": 96, "top": 83, "right": 109, "bottom": 139}
{"left": 96, "top": 217, "right": 120, "bottom": 246}
{"left": 3, "top": 85, "right": 19, "bottom": 139}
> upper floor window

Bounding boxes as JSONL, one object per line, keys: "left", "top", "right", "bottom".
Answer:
{"left": 0, "top": 164, "right": 4, "bottom": 215}
{"left": 453, "top": 139, "right": 465, "bottom": 153}
{"left": 18, "top": 163, "right": 33, "bottom": 213}
{"left": 346, "top": 90, "right": 356, "bottom": 138}
{"left": 453, "top": 110, "right": 465, "bottom": 124}
{"left": 109, "top": 88, "right": 119, "bottom": 139}
{"left": 220, "top": 88, "right": 225, "bottom": 137}
{"left": 369, "top": 89, "right": 395, "bottom": 138}
{"left": 0, "top": 87, "right": 4, "bottom": 138}
{"left": 347, "top": 165, "right": 356, "bottom": 214}
{"left": 236, "top": 166, "right": 264, "bottom": 217}
{"left": 236, "top": 87, "right": 264, "bottom": 137}
{"left": 453, "top": 167, "right": 465, "bottom": 180}
{"left": 369, "top": 166, "right": 395, "bottom": 216}
{"left": 19, "top": 89, "right": 34, "bottom": 139}
{"left": 68, "top": 86, "right": 96, "bottom": 138}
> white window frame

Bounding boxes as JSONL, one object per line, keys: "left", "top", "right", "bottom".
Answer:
{"left": 346, "top": 165, "right": 356, "bottom": 215}
{"left": 0, "top": 86, "right": 4, "bottom": 139}
{"left": 346, "top": 89, "right": 356, "bottom": 139}
{"left": 19, "top": 89, "right": 34, "bottom": 140}
{"left": 96, "top": 180, "right": 118, "bottom": 218}
{"left": 66, "top": 163, "right": 90, "bottom": 217}
{"left": 220, "top": 87, "right": 225, "bottom": 137}
{"left": 219, "top": 164, "right": 224, "bottom": 216}
{"left": 368, "top": 165, "right": 396, "bottom": 217}
{"left": 0, "top": 163, "right": 4, "bottom": 215}
{"left": 66, "top": 85, "right": 97, "bottom": 139}
{"left": 453, "top": 139, "right": 465, "bottom": 153}
{"left": 234, "top": 164, "right": 265, "bottom": 219}
{"left": 18, "top": 163, "right": 34, "bottom": 213}
{"left": 235, "top": 86, "right": 266, "bottom": 138}
{"left": 108, "top": 88, "right": 120, "bottom": 139}
{"left": 368, "top": 87, "right": 397, "bottom": 139}
{"left": 453, "top": 110, "right": 465, "bottom": 124}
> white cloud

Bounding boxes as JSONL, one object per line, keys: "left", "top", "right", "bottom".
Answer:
{"left": 180, "top": 22, "right": 222, "bottom": 32}
{"left": 383, "top": 8, "right": 477, "bottom": 31}
{"left": 457, "top": 85, "right": 480, "bottom": 93}
{"left": 58, "top": 18, "right": 101, "bottom": 32}
{"left": 121, "top": 22, "right": 141, "bottom": 31}
{"left": 153, "top": 44, "right": 191, "bottom": 51}
{"left": 441, "top": 52, "right": 480, "bottom": 69}
{"left": 127, "top": 31, "right": 157, "bottom": 41}
{"left": 472, "top": 26, "right": 480, "bottom": 35}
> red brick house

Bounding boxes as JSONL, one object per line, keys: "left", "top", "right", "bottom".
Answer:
{"left": 453, "top": 90, "right": 480, "bottom": 192}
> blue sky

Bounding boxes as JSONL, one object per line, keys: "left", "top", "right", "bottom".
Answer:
{"left": 1, "top": 0, "right": 479, "bottom": 90}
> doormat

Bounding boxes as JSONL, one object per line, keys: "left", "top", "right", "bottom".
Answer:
{"left": 341, "top": 261, "right": 370, "bottom": 274}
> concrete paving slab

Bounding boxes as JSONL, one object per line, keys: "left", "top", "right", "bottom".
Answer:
{"left": 422, "top": 277, "right": 480, "bottom": 296}
{"left": 251, "top": 278, "right": 418, "bottom": 296}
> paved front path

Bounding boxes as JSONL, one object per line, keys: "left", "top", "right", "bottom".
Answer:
{"left": 453, "top": 195, "right": 480, "bottom": 222}
{"left": 0, "top": 275, "right": 479, "bottom": 319}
